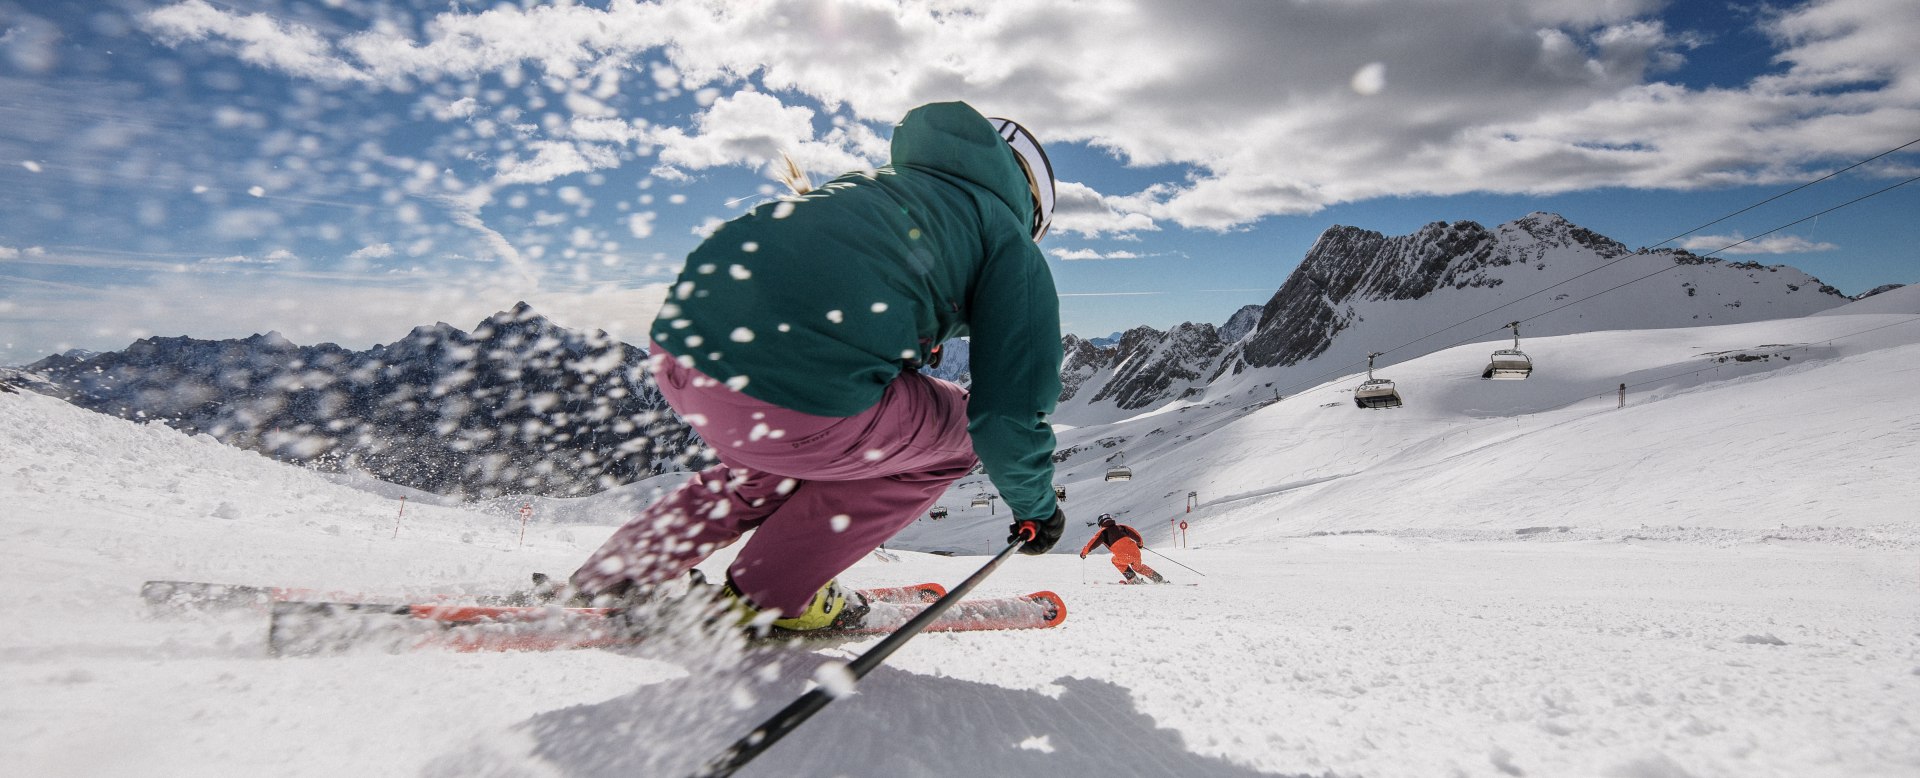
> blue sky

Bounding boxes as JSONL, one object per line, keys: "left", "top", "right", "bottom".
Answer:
{"left": 1, "top": 0, "right": 1916, "bottom": 364}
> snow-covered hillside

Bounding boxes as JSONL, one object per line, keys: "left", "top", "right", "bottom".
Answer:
{"left": 1051, "top": 214, "right": 1851, "bottom": 426}
{"left": 912, "top": 294, "right": 1919, "bottom": 555}
{"left": 2, "top": 298, "right": 1916, "bottom": 777}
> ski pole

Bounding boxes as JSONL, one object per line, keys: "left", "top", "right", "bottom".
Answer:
{"left": 1143, "top": 546, "right": 1207, "bottom": 577}
{"left": 693, "top": 525, "right": 1038, "bottom": 778}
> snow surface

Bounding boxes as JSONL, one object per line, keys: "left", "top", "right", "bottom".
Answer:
{"left": 3, "top": 305, "right": 1917, "bottom": 777}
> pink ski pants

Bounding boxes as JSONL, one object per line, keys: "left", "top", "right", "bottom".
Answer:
{"left": 571, "top": 351, "right": 978, "bottom": 615}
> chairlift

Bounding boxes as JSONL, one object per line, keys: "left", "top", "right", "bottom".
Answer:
{"left": 970, "top": 493, "right": 993, "bottom": 508}
{"left": 1354, "top": 352, "right": 1403, "bottom": 409}
{"left": 1482, "top": 321, "right": 1533, "bottom": 380}
{"left": 928, "top": 506, "right": 948, "bottom": 520}
{"left": 1104, "top": 452, "right": 1133, "bottom": 482}
{"left": 1053, "top": 484, "right": 1067, "bottom": 502}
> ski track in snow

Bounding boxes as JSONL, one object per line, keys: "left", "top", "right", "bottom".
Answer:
{"left": 3, "top": 309, "right": 1918, "bottom": 777}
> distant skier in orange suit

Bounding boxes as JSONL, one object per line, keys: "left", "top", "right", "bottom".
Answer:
{"left": 1079, "top": 515, "right": 1167, "bottom": 583}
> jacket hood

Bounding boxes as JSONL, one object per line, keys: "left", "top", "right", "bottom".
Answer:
{"left": 889, "top": 101, "right": 1034, "bottom": 232}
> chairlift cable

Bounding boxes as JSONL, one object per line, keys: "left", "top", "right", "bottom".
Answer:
{"left": 1382, "top": 172, "right": 1920, "bottom": 368}
{"left": 1641, "top": 135, "right": 1920, "bottom": 251}
{"left": 1513, "top": 174, "right": 1920, "bottom": 332}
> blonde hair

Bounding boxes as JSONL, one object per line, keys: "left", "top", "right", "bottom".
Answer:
{"left": 775, "top": 152, "right": 814, "bottom": 195}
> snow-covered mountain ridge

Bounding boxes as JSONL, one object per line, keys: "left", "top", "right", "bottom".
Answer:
{"left": 18, "top": 302, "right": 711, "bottom": 498}
{"left": 1046, "top": 212, "right": 1850, "bottom": 425}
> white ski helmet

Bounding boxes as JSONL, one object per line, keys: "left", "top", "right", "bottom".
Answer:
{"left": 988, "top": 117, "right": 1055, "bottom": 242}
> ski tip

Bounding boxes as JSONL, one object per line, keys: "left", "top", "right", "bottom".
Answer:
{"left": 1024, "top": 591, "right": 1067, "bottom": 628}
{"left": 919, "top": 582, "right": 949, "bottom": 601}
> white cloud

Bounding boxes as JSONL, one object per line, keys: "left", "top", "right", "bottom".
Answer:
{"left": 650, "top": 91, "right": 878, "bottom": 180}
{"left": 1678, "top": 233, "right": 1841, "bottom": 255}
{"left": 141, "top": 0, "right": 368, "bottom": 83}
{"left": 197, "top": 254, "right": 271, "bottom": 266}
{"left": 135, "top": 0, "right": 1920, "bottom": 236}
{"left": 1051, "top": 248, "right": 1144, "bottom": 261}
{"left": 1051, "top": 181, "right": 1159, "bottom": 238}
{"left": 492, "top": 141, "right": 621, "bottom": 186}
{"left": 347, "top": 244, "right": 396, "bottom": 261}
{"left": 1, "top": 273, "right": 675, "bottom": 361}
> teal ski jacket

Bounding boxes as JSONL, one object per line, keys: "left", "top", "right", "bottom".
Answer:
{"left": 650, "top": 101, "right": 1063, "bottom": 521}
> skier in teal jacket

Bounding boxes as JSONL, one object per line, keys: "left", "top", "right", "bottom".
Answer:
{"left": 569, "top": 101, "right": 1068, "bottom": 631}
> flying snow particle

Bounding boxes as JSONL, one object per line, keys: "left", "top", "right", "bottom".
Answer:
{"left": 773, "top": 202, "right": 797, "bottom": 219}
{"left": 697, "top": 263, "right": 717, "bottom": 274}
{"left": 685, "top": 335, "right": 704, "bottom": 348}
{"left": 731, "top": 327, "right": 755, "bottom": 342}
{"left": 726, "top": 375, "right": 750, "bottom": 391}
{"left": 829, "top": 514, "right": 851, "bottom": 532}
{"left": 627, "top": 212, "right": 655, "bottom": 238}
{"left": 813, "top": 662, "right": 858, "bottom": 698}
{"left": 826, "top": 310, "right": 844, "bottom": 323}
{"left": 778, "top": 323, "right": 792, "bottom": 332}
{"left": 1351, "top": 62, "right": 1387, "bottom": 96}
{"left": 870, "top": 302, "right": 888, "bottom": 313}
{"left": 21, "top": 161, "right": 42, "bottom": 173}
{"left": 863, "top": 449, "right": 884, "bottom": 461}
{"left": 742, "top": 241, "right": 760, "bottom": 253}
{"left": 247, "top": 186, "right": 266, "bottom": 197}
{"left": 729, "top": 264, "right": 751, "bottom": 280}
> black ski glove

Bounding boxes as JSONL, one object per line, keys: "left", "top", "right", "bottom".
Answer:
{"left": 1009, "top": 507, "right": 1066, "bottom": 555}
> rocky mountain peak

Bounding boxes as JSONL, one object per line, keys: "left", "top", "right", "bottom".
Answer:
{"left": 22, "top": 306, "right": 706, "bottom": 498}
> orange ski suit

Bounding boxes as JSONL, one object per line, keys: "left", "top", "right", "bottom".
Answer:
{"left": 1080, "top": 524, "right": 1158, "bottom": 579}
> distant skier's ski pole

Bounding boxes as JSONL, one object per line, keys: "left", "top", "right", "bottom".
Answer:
{"left": 693, "top": 526, "right": 1037, "bottom": 778}
{"left": 1143, "top": 547, "right": 1207, "bottom": 577}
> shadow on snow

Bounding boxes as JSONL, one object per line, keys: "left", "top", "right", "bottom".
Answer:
{"left": 432, "top": 651, "right": 1312, "bottom": 777}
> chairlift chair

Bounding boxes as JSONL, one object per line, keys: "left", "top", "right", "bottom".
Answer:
{"left": 1103, "top": 453, "right": 1133, "bottom": 482}
{"left": 1054, "top": 485, "right": 1067, "bottom": 501}
{"left": 970, "top": 493, "right": 993, "bottom": 508}
{"left": 929, "top": 506, "right": 948, "bottom": 520}
{"left": 1482, "top": 321, "right": 1533, "bottom": 380}
{"left": 1354, "top": 352, "right": 1404, "bottom": 409}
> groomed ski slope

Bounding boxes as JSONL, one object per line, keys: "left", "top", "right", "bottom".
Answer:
{"left": 2, "top": 298, "right": 1917, "bottom": 777}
